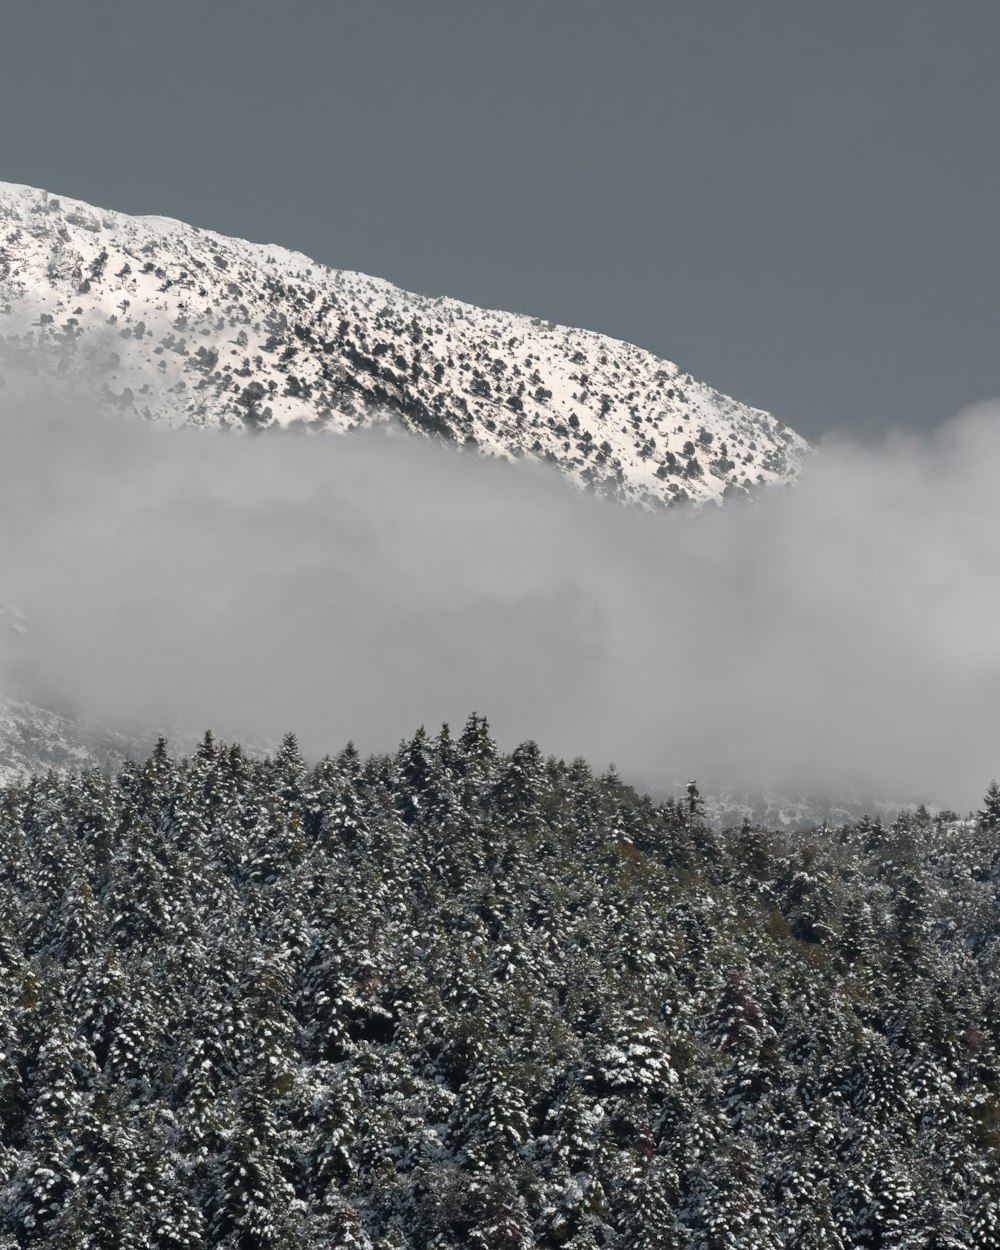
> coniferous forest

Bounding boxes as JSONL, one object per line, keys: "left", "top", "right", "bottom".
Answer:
{"left": 2, "top": 717, "right": 1000, "bottom": 1249}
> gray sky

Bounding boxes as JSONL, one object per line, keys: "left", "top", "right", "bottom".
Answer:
{"left": 2, "top": 0, "right": 998, "bottom": 441}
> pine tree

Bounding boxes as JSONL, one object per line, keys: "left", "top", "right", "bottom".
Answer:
{"left": 207, "top": 1103, "right": 300, "bottom": 1250}
{"left": 977, "top": 780, "right": 1000, "bottom": 832}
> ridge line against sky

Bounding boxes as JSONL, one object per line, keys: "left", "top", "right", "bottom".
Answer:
{"left": 1, "top": 0, "right": 998, "bottom": 441}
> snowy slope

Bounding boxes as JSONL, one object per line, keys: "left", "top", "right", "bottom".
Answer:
{"left": 0, "top": 180, "right": 809, "bottom": 509}
{"left": 0, "top": 607, "right": 148, "bottom": 780}
{"left": 0, "top": 694, "right": 148, "bottom": 783}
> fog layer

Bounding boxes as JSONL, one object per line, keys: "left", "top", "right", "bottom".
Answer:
{"left": 2, "top": 386, "right": 998, "bottom": 809}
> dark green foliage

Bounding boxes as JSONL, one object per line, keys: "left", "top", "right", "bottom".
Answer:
{"left": 0, "top": 727, "right": 999, "bottom": 1247}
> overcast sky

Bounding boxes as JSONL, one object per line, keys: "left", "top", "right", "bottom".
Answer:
{"left": 2, "top": 0, "right": 997, "bottom": 442}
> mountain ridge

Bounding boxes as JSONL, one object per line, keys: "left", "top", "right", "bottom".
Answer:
{"left": 0, "top": 180, "right": 812, "bottom": 783}
{"left": 0, "top": 179, "right": 809, "bottom": 509}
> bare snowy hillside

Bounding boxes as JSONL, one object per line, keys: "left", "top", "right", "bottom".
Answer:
{"left": 0, "top": 181, "right": 808, "bottom": 508}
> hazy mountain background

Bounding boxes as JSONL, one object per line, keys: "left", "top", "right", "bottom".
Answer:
{"left": 1, "top": 231, "right": 999, "bottom": 813}
{"left": 1, "top": 3, "right": 999, "bottom": 817}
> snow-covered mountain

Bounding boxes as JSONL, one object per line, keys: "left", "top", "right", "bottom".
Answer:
{"left": 0, "top": 180, "right": 808, "bottom": 509}
{"left": 0, "top": 181, "right": 814, "bottom": 783}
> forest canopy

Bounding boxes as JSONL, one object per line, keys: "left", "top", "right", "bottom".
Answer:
{"left": 1, "top": 717, "right": 999, "bottom": 1248}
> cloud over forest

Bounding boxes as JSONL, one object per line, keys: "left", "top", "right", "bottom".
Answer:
{"left": 2, "top": 380, "right": 999, "bottom": 809}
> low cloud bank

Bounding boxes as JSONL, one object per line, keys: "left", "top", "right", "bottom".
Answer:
{"left": 1, "top": 381, "right": 999, "bottom": 810}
